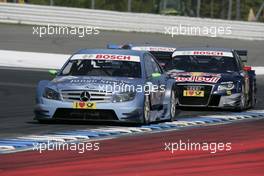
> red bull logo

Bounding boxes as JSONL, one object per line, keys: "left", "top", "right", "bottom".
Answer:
{"left": 175, "top": 76, "right": 220, "bottom": 83}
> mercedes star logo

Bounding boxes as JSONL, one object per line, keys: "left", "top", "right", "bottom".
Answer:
{"left": 80, "top": 91, "right": 91, "bottom": 102}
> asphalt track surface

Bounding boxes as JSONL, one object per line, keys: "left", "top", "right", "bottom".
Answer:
{"left": 1, "top": 23, "right": 264, "bottom": 66}
{"left": 1, "top": 119, "right": 264, "bottom": 176}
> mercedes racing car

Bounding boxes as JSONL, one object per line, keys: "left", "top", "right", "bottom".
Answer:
{"left": 34, "top": 49, "right": 177, "bottom": 124}
{"left": 167, "top": 47, "right": 257, "bottom": 111}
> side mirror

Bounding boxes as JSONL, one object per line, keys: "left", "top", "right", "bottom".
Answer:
{"left": 49, "top": 69, "right": 58, "bottom": 76}
{"left": 159, "top": 63, "right": 166, "bottom": 68}
{"left": 152, "top": 72, "right": 161, "bottom": 78}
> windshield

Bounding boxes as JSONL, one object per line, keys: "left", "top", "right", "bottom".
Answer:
{"left": 60, "top": 59, "right": 141, "bottom": 78}
{"left": 168, "top": 55, "right": 239, "bottom": 73}
{"left": 150, "top": 51, "right": 173, "bottom": 70}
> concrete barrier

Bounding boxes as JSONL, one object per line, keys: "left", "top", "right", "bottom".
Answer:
{"left": 0, "top": 3, "right": 264, "bottom": 40}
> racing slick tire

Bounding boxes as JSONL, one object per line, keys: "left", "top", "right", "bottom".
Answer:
{"left": 37, "top": 119, "right": 53, "bottom": 124}
{"left": 143, "top": 95, "right": 151, "bottom": 125}
{"left": 235, "top": 86, "right": 246, "bottom": 112}
{"left": 249, "top": 82, "right": 257, "bottom": 109}
{"left": 169, "top": 88, "right": 179, "bottom": 122}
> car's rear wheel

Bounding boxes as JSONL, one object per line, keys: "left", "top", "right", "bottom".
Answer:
{"left": 169, "top": 89, "right": 177, "bottom": 121}
{"left": 249, "top": 82, "right": 256, "bottom": 109}
{"left": 143, "top": 95, "right": 151, "bottom": 125}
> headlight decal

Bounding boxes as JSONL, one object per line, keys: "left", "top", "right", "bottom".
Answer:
{"left": 43, "top": 88, "right": 61, "bottom": 100}
{"left": 217, "top": 82, "right": 235, "bottom": 91}
{"left": 112, "top": 92, "right": 136, "bottom": 102}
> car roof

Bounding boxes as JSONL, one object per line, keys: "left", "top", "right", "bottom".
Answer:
{"left": 75, "top": 49, "right": 145, "bottom": 57}
{"left": 175, "top": 47, "right": 233, "bottom": 52}
{"left": 124, "top": 44, "right": 176, "bottom": 53}
{"left": 130, "top": 44, "right": 175, "bottom": 48}
{"left": 123, "top": 43, "right": 176, "bottom": 49}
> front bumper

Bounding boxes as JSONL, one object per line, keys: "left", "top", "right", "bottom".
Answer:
{"left": 211, "top": 93, "right": 242, "bottom": 108}
{"left": 34, "top": 97, "right": 144, "bottom": 122}
{"left": 178, "top": 93, "right": 242, "bottom": 109}
{"left": 176, "top": 82, "right": 243, "bottom": 109}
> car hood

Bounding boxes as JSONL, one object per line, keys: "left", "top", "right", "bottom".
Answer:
{"left": 49, "top": 76, "right": 144, "bottom": 91}
{"left": 167, "top": 71, "right": 241, "bottom": 84}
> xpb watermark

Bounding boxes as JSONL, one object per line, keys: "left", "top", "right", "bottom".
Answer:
{"left": 164, "top": 24, "right": 232, "bottom": 37}
{"left": 32, "top": 24, "right": 100, "bottom": 37}
{"left": 33, "top": 140, "right": 100, "bottom": 154}
{"left": 164, "top": 139, "right": 232, "bottom": 154}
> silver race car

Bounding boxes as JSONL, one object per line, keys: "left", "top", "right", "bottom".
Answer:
{"left": 34, "top": 49, "right": 177, "bottom": 124}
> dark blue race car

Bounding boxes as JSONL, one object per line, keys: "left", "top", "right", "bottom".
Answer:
{"left": 108, "top": 44, "right": 256, "bottom": 111}
{"left": 167, "top": 47, "right": 257, "bottom": 111}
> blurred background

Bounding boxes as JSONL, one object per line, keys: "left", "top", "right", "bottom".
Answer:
{"left": 1, "top": 0, "right": 264, "bottom": 22}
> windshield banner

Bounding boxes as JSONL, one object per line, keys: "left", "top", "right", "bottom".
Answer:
{"left": 132, "top": 46, "right": 176, "bottom": 52}
{"left": 172, "top": 51, "right": 233, "bottom": 57}
{"left": 71, "top": 54, "right": 140, "bottom": 62}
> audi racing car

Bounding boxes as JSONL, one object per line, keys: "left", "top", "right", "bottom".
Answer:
{"left": 167, "top": 47, "right": 256, "bottom": 110}
{"left": 34, "top": 49, "right": 177, "bottom": 124}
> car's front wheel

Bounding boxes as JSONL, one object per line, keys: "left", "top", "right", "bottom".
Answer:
{"left": 37, "top": 119, "right": 53, "bottom": 124}
{"left": 143, "top": 95, "right": 151, "bottom": 125}
{"left": 235, "top": 86, "right": 246, "bottom": 112}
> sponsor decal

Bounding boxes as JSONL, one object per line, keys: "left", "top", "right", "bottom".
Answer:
{"left": 95, "top": 54, "right": 130, "bottom": 61}
{"left": 71, "top": 54, "right": 140, "bottom": 62}
{"left": 69, "top": 79, "right": 128, "bottom": 85}
{"left": 169, "top": 72, "right": 221, "bottom": 83}
{"left": 73, "top": 101, "right": 96, "bottom": 109}
{"left": 190, "top": 72, "right": 203, "bottom": 77}
{"left": 170, "top": 72, "right": 221, "bottom": 77}
{"left": 172, "top": 50, "right": 233, "bottom": 58}
{"left": 175, "top": 76, "right": 220, "bottom": 83}
{"left": 183, "top": 90, "right": 204, "bottom": 97}
{"left": 52, "top": 76, "right": 78, "bottom": 83}
{"left": 226, "top": 90, "right": 232, "bottom": 95}
{"left": 132, "top": 46, "right": 176, "bottom": 52}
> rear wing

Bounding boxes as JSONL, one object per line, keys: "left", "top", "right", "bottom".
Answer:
{"left": 234, "top": 49, "right": 248, "bottom": 62}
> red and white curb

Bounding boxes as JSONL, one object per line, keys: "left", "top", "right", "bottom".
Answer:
{"left": 0, "top": 110, "right": 263, "bottom": 154}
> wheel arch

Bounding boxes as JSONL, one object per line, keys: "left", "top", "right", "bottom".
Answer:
{"left": 163, "top": 79, "right": 177, "bottom": 106}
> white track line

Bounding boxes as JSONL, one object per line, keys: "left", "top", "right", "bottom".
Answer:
{"left": 0, "top": 49, "right": 69, "bottom": 69}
